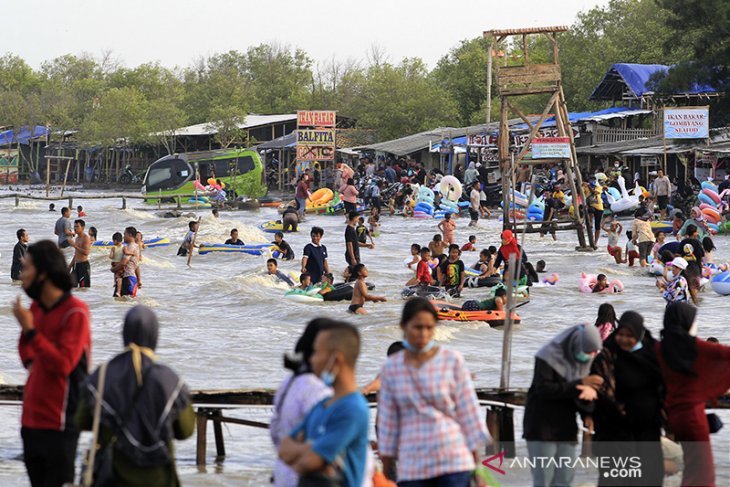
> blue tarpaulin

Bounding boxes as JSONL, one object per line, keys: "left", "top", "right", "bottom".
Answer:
{"left": 0, "top": 126, "right": 49, "bottom": 146}
{"left": 590, "top": 63, "right": 716, "bottom": 101}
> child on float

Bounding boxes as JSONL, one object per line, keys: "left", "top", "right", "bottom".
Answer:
{"left": 594, "top": 303, "right": 617, "bottom": 341}
{"left": 475, "top": 248, "right": 496, "bottom": 279}
{"left": 462, "top": 287, "right": 507, "bottom": 312}
{"left": 298, "top": 272, "right": 313, "bottom": 291}
{"left": 317, "top": 273, "right": 335, "bottom": 297}
{"left": 273, "top": 232, "right": 295, "bottom": 261}
{"left": 592, "top": 274, "right": 609, "bottom": 293}
{"left": 602, "top": 219, "right": 625, "bottom": 264}
{"left": 349, "top": 264, "right": 387, "bottom": 314}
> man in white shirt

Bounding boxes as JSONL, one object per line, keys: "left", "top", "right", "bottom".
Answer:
{"left": 469, "top": 181, "right": 481, "bottom": 227}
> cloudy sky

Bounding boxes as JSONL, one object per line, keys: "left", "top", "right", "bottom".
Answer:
{"left": 7, "top": 0, "right": 609, "bottom": 69}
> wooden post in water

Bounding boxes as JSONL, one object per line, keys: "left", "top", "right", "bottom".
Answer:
{"left": 176, "top": 195, "right": 181, "bottom": 209}
{"left": 122, "top": 197, "right": 127, "bottom": 210}
{"left": 212, "top": 409, "right": 226, "bottom": 460}
{"left": 196, "top": 409, "right": 208, "bottom": 466}
{"left": 15, "top": 195, "right": 19, "bottom": 207}
{"left": 68, "top": 197, "right": 73, "bottom": 210}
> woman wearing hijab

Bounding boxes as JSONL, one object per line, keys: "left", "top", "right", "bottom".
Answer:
{"left": 270, "top": 319, "right": 332, "bottom": 487}
{"left": 464, "top": 161, "right": 478, "bottom": 186}
{"left": 76, "top": 305, "right": 194, "bottom": 486}
{"left": 493, "top": 230, "right": 530, "bottom": 285}
{"left": 677, "top": 207, "right": 709, "bottom": 240}
{"left": 657, "top": 302, "right": 730, "bottom": 487}
{"left": 523, "top": 324, "right": 603, "bottom": 487}
{"left": 589, "top": 311, "right": 664, "bottom": 486}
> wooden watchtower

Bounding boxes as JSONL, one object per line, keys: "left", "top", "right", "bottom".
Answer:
{"left": 484, "top": 26, "right": 594, "bottom": 249}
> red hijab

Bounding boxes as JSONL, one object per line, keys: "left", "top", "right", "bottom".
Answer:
{"left": 499, "top": 230, "right": 520, "bottom": 260}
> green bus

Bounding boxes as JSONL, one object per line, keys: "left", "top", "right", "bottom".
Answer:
{"left": 142, "top": 149, "right": 266, "bottom": 202}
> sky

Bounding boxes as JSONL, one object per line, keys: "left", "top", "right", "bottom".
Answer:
{"left": 6, "top": 0, "right": 610, "bottom": 70}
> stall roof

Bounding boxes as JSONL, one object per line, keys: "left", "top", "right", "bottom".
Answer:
{"left": 255, "top": 132, "right": 296, "bottom": 149}
{"left": 590, "top": 63, "right": 717, "bottom": 101}
{"left": 0, "top": 126, "right": 50, "bottom": 146}
{"left": 161, "top": 114, "right": 298, "bottom": 137}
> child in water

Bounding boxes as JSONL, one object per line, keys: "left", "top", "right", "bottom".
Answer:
{"left": 266, "top": 258, "right": 295, "bottom": 286}
{"left": 437, "top": 244, "right": 466, "bottom": 297}
{"left": 625, "top": 231, "right": 639, "bottom": 267}
{"left": 602, "top": 219, "right": 625, "bottom": 264}
{"left": 318, "top": 273, "right": 335, "bottom": 297}
{"left": 592, "top": 273, "right": 609, "bottom": 293}
{"left": 415, "top": 247, "right": 434, "bottom": 286}
{"left": 368, "top": 208, "right": 381, "bottom": 237}
{"left": 461, "top": 235, "right": 477, "bottom": 252}
{"left": 349, "top": 264, "right": 386, "bottom": 314}
{"left": 357, "top": 216, "right": 374, "bottom": 246}
{"left": 437, "top": 212, "right": 456, "bottom": 245}
{"left": 652, "top": 232, "right": 666, "bottom": 261}
{"left": 594, "top": 303, "right": 617, "bottom": 341}
{"left": 298, "top": 272, "right": 312, "bottom": 290}
{"left": 109, "top": 232, "right": 124, "bottom": 297}
{"left": 462, "top": 287, "right": 507, "bottom": 312}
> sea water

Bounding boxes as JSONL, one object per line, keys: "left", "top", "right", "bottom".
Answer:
{"left": 0, "top": 191, "right": 729, "bottom": 486}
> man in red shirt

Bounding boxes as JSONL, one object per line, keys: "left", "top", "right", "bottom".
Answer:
{"left": 12, "top": 240, "right": 91, "bottom": 487}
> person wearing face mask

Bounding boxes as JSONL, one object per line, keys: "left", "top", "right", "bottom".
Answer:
{"left": 588, "top": 311, "right": 664, "bottom": 486}
{"left": 11, "top": 240, "right": 91, "bottom": 487}
{"left": 657, "top": 302, "right": 730, "bottom": 487}
{"left": 75, "top": 305, "right": 194, "bottom": 486}
{"left": 279, "top": 320, "right": 369, "bottom": 487}
{"left": 523, "top": 324, "right": 603, "bottom": 487}
{"left": 378, "top": 298, "right": 489, "bottom": 485}
{"left": 270, "top": 319, "right": 333, "bottom": 487}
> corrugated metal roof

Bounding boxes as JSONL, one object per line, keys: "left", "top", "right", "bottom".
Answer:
{"left": 164, "top": 114, "right": 298, "bottom": 137}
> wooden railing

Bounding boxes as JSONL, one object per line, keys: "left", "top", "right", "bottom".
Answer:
{"left": 593, "top": 125, "right": 659, "bottom": 145}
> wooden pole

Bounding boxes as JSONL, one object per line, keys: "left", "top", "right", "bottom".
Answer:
{"left": 499, "top": 253, "right": 518, "bottom": 390}
{"left": 45, "top": 155, "right": 50, "bottom": 197}
{"left": 196, "top": 410, "right": 208, "bottom": 466}
{"left": 60, "top": 159, "right": 72, "bottom": 197}
{"left": 486, "top": 38, "right": 493, "bottom": 125}
{"left": 186, "top": 216, "right": 202, "bottom": 267}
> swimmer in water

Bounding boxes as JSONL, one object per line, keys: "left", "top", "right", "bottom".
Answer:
{"left": 273, "top": 231, "right": 294, "bottom": 260}
{"left": 318, "top": 272, "right": 334, "bottom": 297}
{"left": 592, "top": 273, "right": 608, "bottom": 293}
{"left": 437, "top": 212, "right": 456, "bottom": 245}
{"left": 415, "top": 247, "right": 434, "bottom": 286}
{"left": 349, "top": 264, "right": 386, "bottom": 315}
{"left": 266, "top": 258, "right": 295, "bottom": 286}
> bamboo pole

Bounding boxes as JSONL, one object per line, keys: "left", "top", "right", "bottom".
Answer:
{"left": 60, "top": 159, "right": 71, "bottom": 197}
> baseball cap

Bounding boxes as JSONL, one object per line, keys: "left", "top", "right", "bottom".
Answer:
{"left": 668, "top": 257, "right": 688, "bottom": 270}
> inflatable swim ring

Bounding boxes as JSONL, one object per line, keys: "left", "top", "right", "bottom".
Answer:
{"left": 701, "top": 188, "right": 721, "bottom": 206}
{"left": 198, "top": 243, "right": 273, "bottom": 256}
{"left": 579, "top": 272, "right": 624, "bottom": 294}
{"left": 259, "top": 220, "right": 298, "bottom": 233}
{"left": 464, "top": 275, "right": 501, "bottom": 288}
{"left": 440, "top": 176, "right": 462, "bottom": 202}
{"left": 284, "top": 288, "right": 324, "bottom": 303}
{"left": 650, "top": 221, "right": 673, "bottom": 234}
{"left": 701, "top": 181, "right": 719, "bottom": 193}
{"left": 401, "top": 285, "right": 447, "bottom": 300}
{"left": 702, "top": 207, "right": 721, "bottom": 224}
{"left": 710, "top": 271, "right": 730, "bottom": 296}
{"left": 431, "top": 300, "right": 521, "bottom": 326}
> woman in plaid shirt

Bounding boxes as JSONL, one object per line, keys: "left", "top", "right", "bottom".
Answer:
{"left": 378, "top": 298, "right": 490, "bottom": 486}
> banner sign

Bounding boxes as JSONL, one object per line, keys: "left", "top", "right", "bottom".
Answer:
{"left": 513, "top": 127, "right": 578, "bottom": 148}
{"left": 297, "top": 110, "right": 336, "bottom": 127}
{"left": 531, "top": 137, "right": 571, "bottom": 159}
{"left": 664, "top": 107, "right": 709, "bottom": 139}
{"left": 297, "top": 129, "right": 335, "bottom": 146}
{"left": 0, "top": 149, "right": 19, "bottom": 184}
{"left": 297, "top": 145, "right": 335, "bottom": 161}
{"left": 467, "top": 134, "right": 495, "bottom": 147}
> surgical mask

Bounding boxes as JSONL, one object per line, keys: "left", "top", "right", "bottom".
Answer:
{"left": 574, "top": 351, "right": 593, "bottom": 363}
{"left": 630, "top": 341, "right": 643, "bottom": 352}
{"left": 319, "top": 356, "right": 337, "bottom": 387}
{"left": 402, "top": 339, "right": 435, "bottom": 355}
{"left": 24, "top": 276, "right": 44, "bottom": 301}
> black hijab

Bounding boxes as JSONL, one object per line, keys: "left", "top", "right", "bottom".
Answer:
{"left": 660, "top": 301, "right": 698, "bottom": 375}
{"left": 284, "top": 318, "right": 331, "bottom": 374}
{"left": 84, "top": 305, "right": 190, "bottom": 467}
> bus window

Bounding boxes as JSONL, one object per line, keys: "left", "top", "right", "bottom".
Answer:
{"left": 237, "top": 156, "right": 255, "bottom": 174}
{"left": 146, "top": 158, "right": 191, "bottom": 191}
{"left": 213, "top": 159, "right": 234, "bottom": 177}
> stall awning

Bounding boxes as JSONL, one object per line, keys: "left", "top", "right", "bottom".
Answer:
{"left": 0, "top": 126, "right": 50, "bottom": 146}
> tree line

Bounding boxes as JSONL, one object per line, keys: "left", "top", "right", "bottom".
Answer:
{"left": 0, "top": 0, "right": 724, "bottom": 152}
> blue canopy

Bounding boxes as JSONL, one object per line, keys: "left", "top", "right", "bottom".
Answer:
{"left": 590, "top": 63, "right": 716, "bottom": 101}
{"left": 0, "top": 126, "right": 49, "bottom": 146}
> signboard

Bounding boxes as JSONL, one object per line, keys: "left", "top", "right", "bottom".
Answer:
{"left": 467, "top": 133, "right": 495, "bottom": 147}
{"left": 640, "top": 156, "right": 659, "bottom": 167}
{"left": 297, "top": 110, "right": 336, "bottom": 127}
{"left": 297, "top": 145, "right": 335, "bottom": 161}
{"left": 531, "top": 137, "right": 571, "bottom": 159}
{"left": 664, "top": 107, "right": 709, "bottom": 139}
{"left": 297, "top": 129, "right": 335, "bottom": 146}
{"left": 0, "top": 149, "right": 19, "bottom": 184}
{"left": 513, "top": 126, "right": 578, "bottom": 148}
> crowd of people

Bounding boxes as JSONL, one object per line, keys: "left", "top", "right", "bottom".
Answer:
{"left": 8, "top": 156, "right": 730, "bottom": 487}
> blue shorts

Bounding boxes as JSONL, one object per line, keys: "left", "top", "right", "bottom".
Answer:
{"left": 121, "top": 276, "right": 138, "bottom": 297}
